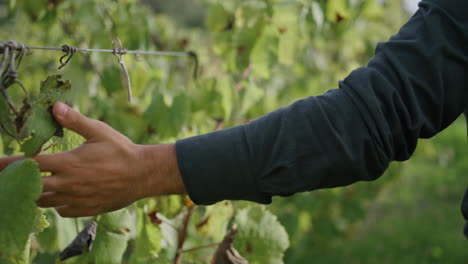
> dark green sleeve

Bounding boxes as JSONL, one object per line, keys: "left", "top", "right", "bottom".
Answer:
{"left": 176, "top": 0, "right": 468, "bottom": 205}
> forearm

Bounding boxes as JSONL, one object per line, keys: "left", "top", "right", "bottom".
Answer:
{"left": 138, "top": 144, "right": 186, "bottom": 197}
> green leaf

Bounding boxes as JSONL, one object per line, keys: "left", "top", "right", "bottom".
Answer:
{"left": 233, "top": 206, "right": 289, "bottom": 264}
{"left": 8, "top": 0, "right": 16, "bottom": 15}
{"left": 231, "top": 2, "right": 267, "bottom": 71}
{"left": 17, "top": 75, "right": 72, "bottom": 157}
{"left": 36, "top": 75, "right": 72, "bottom": 106}
{"left": 32, "top": 208, "right": 50, "bottom": 234}
{"left": 129, "top": 207, "right": 162, "bottom": 264}
{"left": 17, "top": 0, "right": 47, "bottom": 20}
{"left": 154, "top": 195, "right": 184, "bottom": 219}
{"left": 273, "top": 3, "right": 300, "bottom": 65}
{"left": 98, "top": 209, "right": 133, "bottom": 235}
{"left": 206, "top": 4, "right": 232, "bottom": 33}
{"left": 35, "top": 210, "right": 77, "bottom": 253}
{"left": 143, "top": 93, "right": 173, "bottom": 139}
{"left": 18, "top": 104, "right": 59, "bottom": 157}
{"left": 73, "top": 209, "right": 132, "bottom": 264}
{"left": 240, "top": 80, "right": 265, "bottom": 115}
{"left": 83, "top": 229, "right": 128, "bottom": 264}
{"left": 196, "top": 201, "right": 234, "bottom": 242}
{"left": 0, "top": 159, "right": 43, "bottom": 264}
{"left": 250, "top": 25, "right": 278, "bottom": 79}
{"left": 101, "top": 65, "right": 122, "bottom": 95}
{"left": 326, "top": 0, "right": 349, "bottom": 23}
{"left": 169, "top": 94, "right": 191, "bottom": 133}
{"left": 362, "top": 0, "right": 384, "bottom": 19}
{"left": 218, "top": 78, "right": 234, "bottom": 121}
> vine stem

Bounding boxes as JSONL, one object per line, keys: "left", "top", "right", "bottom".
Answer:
{"left": 174, "top": 206, "right": 194, "bottom": 264}
{"left": 74, "top": 218, "right": 80, "bottom": 235}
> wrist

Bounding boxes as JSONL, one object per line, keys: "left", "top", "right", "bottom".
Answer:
{"left": 135, "top": 143, "right": 186, "bottom": 198}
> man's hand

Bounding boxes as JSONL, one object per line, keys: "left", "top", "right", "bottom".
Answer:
{"left": 0, "top": 102, "right": 186, "bottom": 217}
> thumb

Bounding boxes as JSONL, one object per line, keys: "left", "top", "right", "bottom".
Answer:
{"left": 53, "top": 102, "right": 104, "bottom": 141}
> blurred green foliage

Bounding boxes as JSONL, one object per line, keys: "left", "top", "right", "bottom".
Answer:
{"left": 0, "top": 0, "right": 467, "bottom": 263}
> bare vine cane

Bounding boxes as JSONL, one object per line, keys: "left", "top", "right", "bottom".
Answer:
{"left": 0, "top": 41, "right": 30, "bottom": 115}
{"left": 0, "top": 43, "right": 15, "bottom": 114}
{"left": 0, "top": 41, "right": 31, "bottom": 137}
{"left": 1, "top": 41, "right": 30, "bottom": 99}
{"left": 112, "top": 38, "right": 133, "bottom": 102}
{"left": 0, "top": 43, "right": 17, "bottom": 138}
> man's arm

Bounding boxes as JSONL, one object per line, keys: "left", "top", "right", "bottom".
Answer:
{"left": 176, "top": 0, "right": 468, "bottom": 205}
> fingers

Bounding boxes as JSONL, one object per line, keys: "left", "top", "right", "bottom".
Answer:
{"left": 37, "top": 193, "right": 100, "bottom": 218}
{"left": 0, "top": 153, "right": 69, "bottom": 173}
{"left": 42, "top": 174, "right": 91, "bottom": 196}
{"left": 36, "top": 192, "right": 95, "bottom": 208}
{"left": 0, "top": 155, "right": 23, "bottom": 171}
{"left": 42, "top": 176, "right": 68, "bottom": 193}
{"left": 35, "top": 153, "right": 70, "bottom": 173}
{"left": 55, "top": 205, "right": 99, "bottom": 218}
{"left": 52, "top": 102, "right": 108, "bottom": 141}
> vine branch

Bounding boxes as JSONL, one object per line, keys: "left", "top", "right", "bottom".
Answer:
{"left": 174, "top": 206, "right": 195, "bottom": 264}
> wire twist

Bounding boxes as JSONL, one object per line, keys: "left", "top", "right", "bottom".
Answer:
{"left": 59, "top": 44, "right": 78, "bottom": 69}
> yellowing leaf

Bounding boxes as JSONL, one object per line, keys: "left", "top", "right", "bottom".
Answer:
{"left": 196, "top": 201, "right": 234, "bottom": 242}
{"left": 233, "top": 206, "right": 289, "bottom": 264}
{"left": 326, "top": 0, "right": 350, "bottom": 23}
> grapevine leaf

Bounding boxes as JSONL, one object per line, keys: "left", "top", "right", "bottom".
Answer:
{"left": 218, "top": 78, "right": 233, "bottom": 121}
{"left": 8, "top": 0, "right": 16, "bottom": 16}
{"left": 233, "top": 206, "right": 289, "bottom": 264}
{"left": 1, "top": 134, "right": 15, "bottom": 156}
{"left": 18, "top": 104, "right": 59, "bottom": 157}
{"left": 211, "top": 226, "right": 248, "bottom": 264}
{"left": 59, "top": 221, "right": 98, "bottom": 261}
{"left": 98, "top": 209, "right": 133, "bottom": 235}
{"left": 0, "top": 159, "right": 42, "bottom": 264}
{"left": 17, "top": 75, "right": 71, "bottom": 157}
{"left": 154, "top": 195, "right": 184, "bottom": 219}
{"left": 326, "top": 0, "right": 349, "bottom": 23}
{"left": 273, "top": 3, "right": 300, "bottom": 65}
{"left": 362, "top": 0, "right": 384, "bottom": 19}
{"left": 83, "top": 229, "right": 128, "bottom": 264}
{"left": 196, "top": 201, "right": 234, "bottom": 242}
{"left": 35, "top": 75, "right": 72, "bottom": 105}
{"left": 240, "top": 81, "right": 264, "bottom": 115}
{"left": 35, "top": 209, "right": 77, "bottom": 253}
{"left": 72, "top": 209, "right": 132, "bottom": 264}
{"left": 143, "top": 93, "right": 172, "bottom": 139}
{"left": 206, "top": 4, "right": 232, "bottom": 33}
{"left": 250, "top": 25, "right": 278, "bottom": 79}
{"left": 170, "top": 94, "right": 191, "bottom": 133}
{"left": 101, "top": 65, "right": 122, "bottom": 95}
{"left": 32, "top": 208, "right": 50, "bottom": 234}
{"left": 231, "top": 2, "right": 266, "bottom": 71}
{"left": 129, "top": 207, "right": 162, "bottom": 263}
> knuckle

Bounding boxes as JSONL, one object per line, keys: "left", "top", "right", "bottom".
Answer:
{"left": 68, "top": 181, "right": 82, "bottom": 194}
